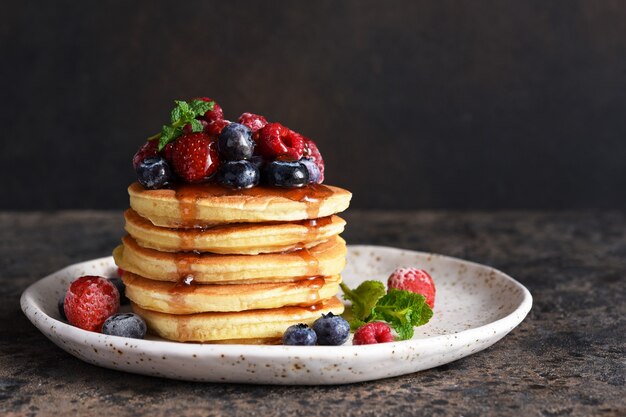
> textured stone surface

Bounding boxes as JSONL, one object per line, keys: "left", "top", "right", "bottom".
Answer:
{"left": 1, "top": 211, "right": 624, "bottom": 416}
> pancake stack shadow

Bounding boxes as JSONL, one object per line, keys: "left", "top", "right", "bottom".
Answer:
{"left": 113, "top": 182, "right": 352, "bottom": 343}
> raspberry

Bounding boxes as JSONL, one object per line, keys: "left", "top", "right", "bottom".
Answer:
{"left": 353, "top": 322, "right": 394, "bottom": 345}
{"left": 132, "top": 141, "right": 158, "bottom": 169}
{"left": 63, "top": 276, "right": 120, "bottom": 332}
{"left": 194, "top": 97, "right": 223, "bottom": 122}
{"left": 302, "top": 138, "right": 324, "bottom": 183}
{"left": 162, "top": 142, "right": 175, "bottom": 164}
{"left": 182, "top": 118, "right": 209, "bottom": 134}
{"left": 171, "top": 133, "right": 220, "bottom": 183}
{"left": 238, "top": 112, "right": 268, "bottom": 133}
{"left": 205, "top": 119, "right": 231, "bottom": 138}
{"left": 387, "top": 267, "right": 436, "bottom": 308}
{"left": 256, "top": 123, "right": 305, "bottom": 161}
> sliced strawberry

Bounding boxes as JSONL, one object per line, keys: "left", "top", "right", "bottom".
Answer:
{"left": 256, "top": 123, "right": 305, "bottom": 161}
{"left": 171, "top": 133, "right": 220, "bottom": 183}
{"left": 132, "top": 141, "right": 159, "bottom": 169}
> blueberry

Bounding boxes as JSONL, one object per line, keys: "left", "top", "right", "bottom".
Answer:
{"left": 108, "top": 277, "right": 129, "bottom": 305}
{"left": 262, "top": 161, "right": 309, "bottom": 188}
{"left": 101, "top": 313, "right": 147, "bottom": 339}
{"left": 218, "top": 123, "right": 255, "bottom": 161}
{"left": 300, "top": 158, "right": 321, "bottom": 184}
{"left": 312, "top": 312, "right": 350, "bottom": 346}
{"left": 58, "top": 295, "right": 67, "bottom": 320}
{"left": 136, "top": 156, "right": 171, "bottom": 189}
{"left": 282, "top": 323, "right": 317, "bottom": 345}
{"left": 217, "top": 160, "right": 260, "bottom": 189}
{"left": 249, "top": 155, "right": 265, "bottom": 170}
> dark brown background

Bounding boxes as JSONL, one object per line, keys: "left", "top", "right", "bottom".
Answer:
{"left": 3, "top": 1, "right": 626, "bottom": 210}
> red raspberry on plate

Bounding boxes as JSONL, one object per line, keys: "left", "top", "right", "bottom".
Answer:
{"left": 302, "top": 137, "right": 325, "bottom": 183}
{"left": 238, "top": 112, "right": 268, "bottom": 133}
{"left": 205, "top": 119, "right": 231, "bottom": 137}
{"left": 353, "top": 322, "right": 394, "bottom": 345}
{"left": 132, "top": 141, "right": 158, "bottom": 169}
{"left": 256, "top": 123, "right": 305, "bottom": 161}
{"left": 387, "top": 267, "right": 436, "bottom": 308}
{"left": 171, "top": 133, "right": 220, "bottom": 183}
{"left": 194, "top": 97, "right": 223, "bottom": 122}
{"left": 64, "top": 276, "right": 120, "bottom": 332}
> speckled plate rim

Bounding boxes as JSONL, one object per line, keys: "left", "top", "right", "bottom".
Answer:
{"left": 21, "top": 245, "right": 532, "bottom": 385}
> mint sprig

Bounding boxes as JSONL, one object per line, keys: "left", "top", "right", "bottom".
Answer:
{"left": 147, "top": 99, "right": 214, "bottom": 151}
{"left": 340, "top": 281, "right": 433, "bottom": 340}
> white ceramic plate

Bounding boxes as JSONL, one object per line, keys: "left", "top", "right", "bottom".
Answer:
{"left": 21, "top": 246, "right": 532, "bottom": 385}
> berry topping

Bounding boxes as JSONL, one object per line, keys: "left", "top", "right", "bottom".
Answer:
{"left": 136, "top": 156, "right": 172, "bottom": 189}
{"left": 171, "top": 133, "right": 219, "bottom": 183}
{"left": 238, "top": 112, "right": 268, "bottom": 133}
{"left": 63, "top": 276, "right": 120, "bottom": 332}
{"left": 205, "top": 119, "right": 231, "bottom": 137}
{"left": 262, "top": 160, "right": 309, "bottom": 188}
{"left": 353, "top": 322, "right": 394, "bottom": 345}
{"left": 312, "top": 312, "right": 350, "bottom": 345}
{"left": 300, "top": 158, "right": 321, "bottom": 184}
{"left": 282, "top": 323, "right": 317, "bottom": 346}
{"left": 302, "top": 138, "right": 325, "bottom": 183}
{"left": 183, "top": 118, "right": 209, "bottom": 134}
{"left": 217, "top": 160, "right": 260, "bottom": 189}
{"left": 108, "top": 277, "right": 129, "bottom": 305}
{"left": 132, "top": 141, "right": 158, "bottom": 170}
{"left": 101, "top": 313, "right": 147, "bottom": 339}
{"left": 387, "top": 268, "right": 436, "bottom": 308}
{"left": 194, "top": 97, "right": 223, "bottom": 122}
{"left": 256, "top": 123, "right": 305, "bottom": 161}
{"left": 217, "top": 123, "right": 255, "bottom": 161}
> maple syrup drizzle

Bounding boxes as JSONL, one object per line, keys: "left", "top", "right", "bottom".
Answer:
{"left": 293, "top": 276, "right": 325, "bottom": 305}
{"left": 292, "top": 247, "right": 320, "bottom": 275}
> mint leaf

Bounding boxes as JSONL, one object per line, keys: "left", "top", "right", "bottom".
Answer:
{"left": 158, "top": 125, "right": 179, "bottom": 151}
{"left": 340, "top": 280, "right": 385, "bottom": 322}
{"left": 189, "top": 99, "right": 213, "bottom": 116}
{"left": 372, "top": 289, "right": 433, "bottom": 340}
{"left": 190, "top": 119, "right": 204, "bottom": 133}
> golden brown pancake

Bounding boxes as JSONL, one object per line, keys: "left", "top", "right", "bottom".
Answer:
{"left": 128, "top": 182, "right": 352, "bottom": 228}
{"left": 122, "top": 271, "right": 342, "bottom": 314}
{"left": 124, "top": 208, "right": 346, "bottom": 255}
{"left": 113, "top": 235, "right": 347, "bottom": 284}
{"left": 133, "top": 296, "right": 345, "bottom": 343}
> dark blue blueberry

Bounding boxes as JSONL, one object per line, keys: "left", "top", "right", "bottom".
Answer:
{"left": 282, "top": 323, "right": 317, "bottom": 346}
{"left": 136, "top": 156, "right": 172, "bottom": 189}
{"left": 218, "top": 123, "right": 255, "bottom": 161}
{"left": 249, "top": 155, "right": 265, "bottom": 170}
{"left": 262, "top": 161, "right": 309, "bottom": 188}
{"left": 217, "top": 160, "right": 260, "bottom": 189}
{"left": 108, "top": 277, "right": 129, "bottom": 305}
{"left": 101, "top": 313, "right": 147, "bottom": 339}
{"left": 312, "top": 312, "right": 350, "bottom": 345}
{"left": 300, "top": 158, "right": 321, "bottom": 184}
{"left": 58, "top": 295, "right": 67, "bottom": 320}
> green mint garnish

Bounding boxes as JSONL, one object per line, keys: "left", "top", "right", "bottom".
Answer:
{"left": 340, "top": 281, "right": 433, "bottom": 340}
{"left": 147, "top": 99, "right": 214, "bottom": 151}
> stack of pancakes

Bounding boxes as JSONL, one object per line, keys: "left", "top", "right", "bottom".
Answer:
{"left": 113, "top": 182, "right": 352, "bottom": 343}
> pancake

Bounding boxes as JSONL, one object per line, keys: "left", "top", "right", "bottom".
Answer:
{"left": 124, "top": 209, "right": 346, "bottom": 255}
{"left": 113, "top": 235, "right": 347, "bottom": 284}
{"left": 128, "top": 182, "right": 352, "bottom": 228}
{"left": 122, "top": 271, "right": 342, "bottom": 314}
{"left": 133, "top": 296, "right": 345, "bottom": 343}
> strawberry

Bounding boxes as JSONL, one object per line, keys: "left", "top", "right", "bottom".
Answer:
{"left": 171, "top": 132, "right": 220, "bottom": 183}
{"left": 387, "top": 268, "right": 436, "bottom": 308}
{"left": 194, "top": 97, "right": 223, "bottom": 122}
{"left": 132, "top": 141, "right": 158, "bottom": 169}
{"left": 64, "top": 276, "right": 120, "bottom": 332}
{"left": 238, "top": 112, "right": 268, "bottom": 133}
{"left": 256, "top": 123, "right": 305, "bottom": 161}
{"left": 353, "top": 322, "right": 394, "bottom": 345}
{"left": 302, "top": 137, "right": 325, "bottom": 183}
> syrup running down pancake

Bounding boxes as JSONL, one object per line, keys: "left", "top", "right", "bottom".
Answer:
{"left": 124, "top": 209, "right": 346, "bottom": 255}
{"left": 128, "top": 182, "right": 352, "bottom": 228}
